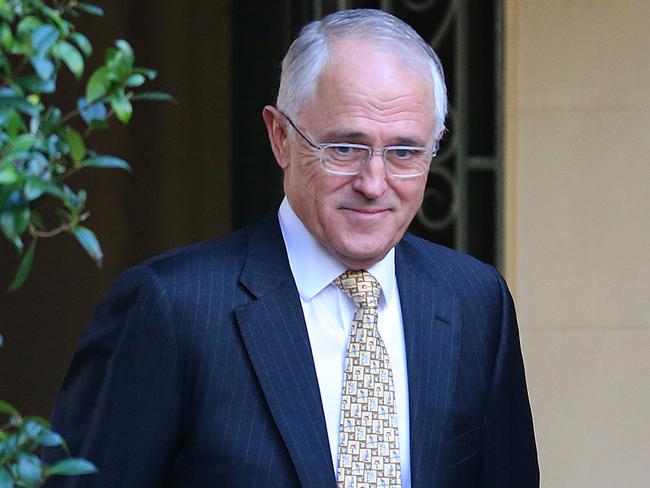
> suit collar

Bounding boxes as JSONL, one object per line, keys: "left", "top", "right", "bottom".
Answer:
{"left": 239, "top": 212, "right": 294, "bottom": 298}
{"left": 236, "top": 213, "right": 336, "bottom": 487}
{"left": 396, "top": 237, "right": 461, "bottom": 486}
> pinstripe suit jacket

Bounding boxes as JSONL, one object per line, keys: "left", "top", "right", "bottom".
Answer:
{"left": 45, "top": 213, "right": 539, "bottom": 487}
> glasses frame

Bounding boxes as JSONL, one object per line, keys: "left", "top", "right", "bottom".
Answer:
{"left": 281, "top": 111, "right": 438, "bottom": 179}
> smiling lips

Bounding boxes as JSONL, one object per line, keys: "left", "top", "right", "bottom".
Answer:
{"left": 341, "top": 207, "right": 390, "bottom": 216}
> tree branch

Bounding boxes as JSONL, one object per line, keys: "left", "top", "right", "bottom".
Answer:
{"left": 29, "top": 212, "right": 90, "bottom": 238}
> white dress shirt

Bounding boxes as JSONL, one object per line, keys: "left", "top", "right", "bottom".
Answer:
{"left": 278, "top": 197, "right": 411, "bottom": 487}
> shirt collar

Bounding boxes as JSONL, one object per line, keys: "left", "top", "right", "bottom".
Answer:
{"left": 278, "top": 197, "right": 396, "bottom": 304}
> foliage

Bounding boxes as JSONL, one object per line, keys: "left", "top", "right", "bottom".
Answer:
{"left": 0, "top": 401, "right": 96, "bottom": 487}
{"left": 0, "top": 1, "right": 175, "bottom": 486}
{"left": 0, "top": 0, "right": 175, "bottom": 291}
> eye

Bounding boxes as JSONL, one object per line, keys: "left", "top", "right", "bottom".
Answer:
{"left": 390, "top": 148, "right": 416, "bottom": 160}
{"left": 326, "top": 145, "right": 366, "bottom": 161}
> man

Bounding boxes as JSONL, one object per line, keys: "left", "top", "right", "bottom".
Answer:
{"left": 46, "top": 9, "right": 539, "bottom": 488}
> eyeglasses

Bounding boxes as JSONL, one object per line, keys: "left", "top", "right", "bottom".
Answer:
{"left": 281, "top": 112, "right": 438, "bottom": 179}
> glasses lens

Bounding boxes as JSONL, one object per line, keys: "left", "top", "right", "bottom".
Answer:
{"left": 322, "top": 145, "right": 370, "bottom": 174}
{"left": 385, "top": 147, "right": 431, "bottom": 176}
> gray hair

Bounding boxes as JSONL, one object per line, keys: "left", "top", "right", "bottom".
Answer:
{"left": 277, "top": 9, "right": 448, "bottom": 138}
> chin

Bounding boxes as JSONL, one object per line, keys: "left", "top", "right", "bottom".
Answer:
{"left": 338, "top": 244, "right": 391, "bottom": 269}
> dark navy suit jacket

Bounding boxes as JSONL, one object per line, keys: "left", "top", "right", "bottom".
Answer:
{"left": 45, "top": 214, "right": 539, "bottom": 487}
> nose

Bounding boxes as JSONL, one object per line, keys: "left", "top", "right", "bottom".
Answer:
{"left": 351, "top": 151, "right": 388, "bottom": 200}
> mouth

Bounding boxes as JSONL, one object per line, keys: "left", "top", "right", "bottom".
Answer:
{"left": 340, "top": 207, "right": 390, "bottom": 217}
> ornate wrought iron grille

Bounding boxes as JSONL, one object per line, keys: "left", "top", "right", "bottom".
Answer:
{"left": 233, "top": 0, "right": 503, "bottom": 267}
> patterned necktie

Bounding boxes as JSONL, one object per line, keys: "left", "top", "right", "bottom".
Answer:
{"left": 334, "top": 270, "right": 401, "bottom": 488}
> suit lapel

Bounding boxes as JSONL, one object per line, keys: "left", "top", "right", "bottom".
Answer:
{"left": 396, "top": 239, "right": 461, "bottom": 487}
{"left": 235, "top": 215, "right": 336, "bottom": 487}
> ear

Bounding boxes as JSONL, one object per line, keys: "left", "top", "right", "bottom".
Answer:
{"left": 262, "top": 106, "right": 291, "bottom": 170}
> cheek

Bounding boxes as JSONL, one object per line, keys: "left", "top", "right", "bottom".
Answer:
{"left": 285, "top": 158, "right": 341, "bottom": 224}
{"left": 285, "top": 151, "right": 316, "bottom": 192}
{"left": 393, "top": 178, "right": 427, "bottom": 211}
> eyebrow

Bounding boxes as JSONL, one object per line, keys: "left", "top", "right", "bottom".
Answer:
{"left": 320, "top": 130, "right": 426, "bottom": 147}
{"left": 320, "top": 130, "right": 366, "bottom": 142}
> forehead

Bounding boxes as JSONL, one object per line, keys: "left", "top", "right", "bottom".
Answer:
{"left": 300, "top": 38, "right": 436, "bottom": 142}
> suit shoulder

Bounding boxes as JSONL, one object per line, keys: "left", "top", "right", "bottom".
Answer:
{"left": 150, "top": 225, "right": 251, "bottom": 266}
{"left": 113, "top": 225, "right": 253, "bottom": 291}
{"left": 401, "top": 233, "right": 489, "bottom": 268}
{"left": 400, "top": 233, "right": 502, "bottom": 289}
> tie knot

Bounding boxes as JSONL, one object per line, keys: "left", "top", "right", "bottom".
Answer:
{"left": 334, "top": 270, "right": 381, "bottom": 309}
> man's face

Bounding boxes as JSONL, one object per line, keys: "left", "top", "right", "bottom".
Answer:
{"left": 267, "top": 39, "right": 436, "bottom": 270}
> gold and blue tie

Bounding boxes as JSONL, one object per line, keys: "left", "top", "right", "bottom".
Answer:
{"left": 335, "top": 269, "right": 401, "bottom": 488}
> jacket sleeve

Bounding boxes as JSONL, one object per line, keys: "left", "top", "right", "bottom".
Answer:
{"left": 43, "top": 265, "right": 184, "bottom": 487}
{"left": 478, "top": 268, "right": 540, "bottom": 486}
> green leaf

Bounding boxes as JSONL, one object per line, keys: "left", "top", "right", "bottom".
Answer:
{"left": 76, "top": 3, "right": 104, "bottom": 16}
{"left": 82, "top": 156, "right": 131, "bottom": 171}
{"left": 24, "top": 178, "right": 46, "bottom": 201}
{"left": 66, "top": 128, "right": 85, "bottom": 164}
{"left": 131, "top": 92, "right": 178, "bottom": 104}
{"left": 110, "top": 90, "right": 132, "bottom": 123}
{"left": 41, "top": 6, "right": 70, "bottom": 36}
{"left": 40, "top": 182, "right": 68, "bottom": 202}
{"left": 0, "top": 0, "right": 15, "bottom": 21}
{"left": 17, "top": 16, "right": 42, "bottom": 37}
{"left": 55, "top": 41, "right": 84, "bottom": 79}
{"left": 15, "top": 207, "right": 30, "bottom": 235}
{"left": 0, "top": 207, "right": 30, "bottom": 240}
{"left": 36, "top": 429, "right": 63, "bottom": 447}
{"left": 15, "top": 454, "right": 43, "bottom": 485}
{"left": 0, "top": 400, "right": 20, "bottom": 416}
{"left": 133, "top": 67, "right": 157, "bottom": 80}
{"left": 0, "top": 165, "right": 18, "bottom": 184}
{"left": 0, "top": 96, "right": 39, "bottom": 116}
{"left": 1, "top": 189, "right": 25, "bottom": 212}
{"left": 0, "top": 467, "right": 12, "bottom": 488}
{"left": 0, "top": 22, "right": 13, "bottom": 51}
{"left": 47, "top": 458, "right": 97, "bottom": 477}
{"left": 115, "top": 39, "right": 134, "bottom": 67}
{"left": 85, "top": 66, "right": 110, "bottom": 103}
{"left": 1, "top": 211, "right": 16, "bottom": 240}
{"left": 23, "top": 419, "right": 46, "bottom": 439}
{"left": 0, "top": 207, "right": 31, "bottom": 240}
{"left": 25, "top": 152, "right": 49, "bottom": 177}
{"left": 77, "top": 189, "right": 87, "bottom": 207}
{"left": 73, "top": 226, "right": 103, "bottom": 266}
{"left": 11, "top": 134, "right": 38, "bottom": 152}
{"left": 125, "top": 73, "right": 145, "bottom": 88}
{"left": 8, "top": 236, "right": 36, "bottom": 291}
{"left": 105, "top": 47, "right": 129, "bottom": 83}
{"left": 77, "top": 98, "right": 107, "bottom": 124}
{"left": 5, "top": 110, "right": 27, "bottom": 138}
{"left": 30, "top": 24, "right": 59, "bottom": 56}
{"left": 31, "top": 56, "right": 55, "bottom": 80}
{"left": 41, "top": 106, "right": 61, "bottom": 132}
{"left": 70, "top": 32, "right": 92, "bottom": 58}
{"left": 15, "top": 74, "right": 56, "bottom": 94}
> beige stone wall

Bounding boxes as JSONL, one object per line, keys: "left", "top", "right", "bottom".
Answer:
{"left": 505, "top": 1, "right": 650, "bottom": 486}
